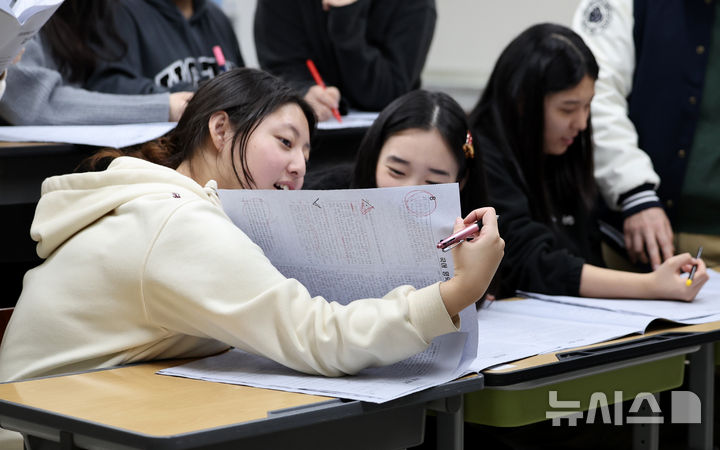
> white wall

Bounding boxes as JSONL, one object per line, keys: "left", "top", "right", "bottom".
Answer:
{"left": 424, "top": 0, "right": 582, "bottom": 89}
{"left": 220, "top": 0, "right": 260, "bottom": 68}
{"left": 221, "top": 0, "right": 582, "bottom": 91}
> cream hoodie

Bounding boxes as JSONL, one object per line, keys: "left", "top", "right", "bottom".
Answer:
{"left": 0, "top": 157, "right": 457, "bottom": 381}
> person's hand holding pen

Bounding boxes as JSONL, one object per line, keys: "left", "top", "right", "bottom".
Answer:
{"left": 439, "top": 207, "right": 504, "bottom": 318}
{"left": 305, "top": 85, "right": 341, "bottom": 122}
{"left": 645, "top": 251, "right": 709, "bottom": 302}
{"left": 305, "top": 59, "right": 342, "bottom": 122}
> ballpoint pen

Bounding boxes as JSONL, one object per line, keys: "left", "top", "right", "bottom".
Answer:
{"left": 686, "top": 246, "right": 703, "bottom": 286}
{"left": 436, "top": 221, "right": 480, "bottom": 252}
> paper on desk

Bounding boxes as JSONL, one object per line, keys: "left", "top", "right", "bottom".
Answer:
{"left": 467, "top": 299, "right": 655, "bottom": 372}
{"left": 160, "top": 333, "right": 467, "bottom": 403}
{"left": 0, "top": 122, "right": 176, "bottom": 148}
{"left": 317, "top": 111, "right": 378, "bottom": 130}
{"left": 520, "top": 270, "right": 720, "bottom": 323}
{"left": 158, "top": 184, "right": 480, "bottom": 403}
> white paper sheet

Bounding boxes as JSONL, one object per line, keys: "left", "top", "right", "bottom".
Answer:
{"left": 159, "top": 333, "right": 467, "bottom": 403}
{"left": 317, "top": 111, "right": 378, "bottom": 130}
{"left": 0, "top": 122, "right": 176, "bottom": 148}
{"left": 467, "top": 299, "right": 655, "bottom": 372}
{"left": 520, "top": 270, "right": 720, "bottom": 322}
{"left": 159, "top": 184, "right": 479, "bottom": 403}
{"left": 218, "top": 185, "right": 461, "bottom": 304}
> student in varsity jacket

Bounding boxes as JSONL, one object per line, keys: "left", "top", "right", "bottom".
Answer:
{"left": 470, "top": 23, "right": 707, "bottom": 301}
{"left": 86, "top": 0, "right": 244, "bottom": 95}
{"left": 572, "top": 0, "right": 720, "bottom": 268}
{"left": 254, "top": 0, "right": 436, "bottom": 121}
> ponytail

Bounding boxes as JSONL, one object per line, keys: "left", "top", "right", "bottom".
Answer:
{"left": 77, "top": 136, "right": 177, "bottom": 172}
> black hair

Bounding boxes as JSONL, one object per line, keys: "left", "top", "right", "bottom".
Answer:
{"left": 83, "top": 68, "right": 317, "bottom": 188}
{"left": 41, "top": 0, "right": 127, "bottom": 84}
{"left": 351, "top": 90, "right": 488, "bottom": 216}
{"left": 469, "top": 23, "right": 599, "bottom": 224}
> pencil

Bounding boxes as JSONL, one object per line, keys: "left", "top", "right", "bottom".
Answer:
{"left": 686, "top": 246, "right": 703, "bottom": 286}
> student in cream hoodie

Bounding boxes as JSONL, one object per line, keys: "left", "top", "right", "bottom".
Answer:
{"left": 0, "top": 68, "right": 504, "bottom": 383}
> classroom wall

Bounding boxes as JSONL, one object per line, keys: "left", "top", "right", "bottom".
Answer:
{"left": 423, "top": 0, "right": 582, "bottom": 89}
{"left": 220, "top": 0, "right": 583, "bottom": 108}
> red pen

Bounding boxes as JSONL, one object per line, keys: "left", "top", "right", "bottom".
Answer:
{"left": 305, "top": 59, "right": 342, "bottom": 123}
{"left": 437, "top": 221, "right": 480, "bottom": 252}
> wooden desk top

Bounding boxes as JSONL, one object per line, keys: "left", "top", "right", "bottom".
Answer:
{"left": 0, "top": 360, "right": 333, "bottom": 436}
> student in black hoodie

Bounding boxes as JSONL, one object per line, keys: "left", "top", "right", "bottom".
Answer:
{"left": 470, "top": 23, "right": 708, "bottom": 301}
{"left": 86, "top": 0, "right": 244, "bottom": 94}
{"left": 254, "top": 0, "right": 435, "bottom": 121}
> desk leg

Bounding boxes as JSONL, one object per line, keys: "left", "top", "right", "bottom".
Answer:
{"left": 632, "top": 393, "right": 660, "bottom": 450}
{"left": 430, "top": 395, "right": 463, "bottom": 450}
{"left": 688, "top": 344, "right": 714, "bottom": 450}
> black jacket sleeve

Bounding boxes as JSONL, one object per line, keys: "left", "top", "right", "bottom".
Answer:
{"left": 480, "top": 136, "right": 585, "bottom": 298}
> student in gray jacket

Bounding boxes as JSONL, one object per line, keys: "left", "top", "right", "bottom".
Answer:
{"left": 0, "top": 0, "right": 192, "bottom": 125}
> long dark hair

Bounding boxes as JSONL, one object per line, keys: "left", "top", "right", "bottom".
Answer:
{"left": 352, "top": 90, "right": 488, "bottom": 216}
{"left": 469, "top": 23, "right": 598, "bottom": 224}
{"left": 82, "top": 68, "right": 317, "bottom": 187}
{"left": 41, "top": 0, "right": 127, "bottom": 84}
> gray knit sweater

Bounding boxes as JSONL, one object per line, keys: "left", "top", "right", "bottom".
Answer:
{"left": 0, "top": 36, "right": 170, "bottom": 125}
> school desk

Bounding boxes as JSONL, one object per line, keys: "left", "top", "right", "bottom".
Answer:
{"left": 463, "top": 319, "right": 720, "bottom": 450}
{"left": 0, "top": 359, "right": 483, "bottom": 450}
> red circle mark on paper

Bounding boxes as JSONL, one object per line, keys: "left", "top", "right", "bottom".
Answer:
{"left": 404, "top": 190, "right": 437, "bottom": 217}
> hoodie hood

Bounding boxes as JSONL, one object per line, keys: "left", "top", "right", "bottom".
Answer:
{"left": 31, "top": 157, "right": 219, "bottom": 258}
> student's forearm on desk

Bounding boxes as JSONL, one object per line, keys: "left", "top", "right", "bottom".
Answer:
{"left": 579, "top": 256, "right": 704, "bottom": 301}
{"left": 579, "top": 264, "right": 652, "bottom": 299}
